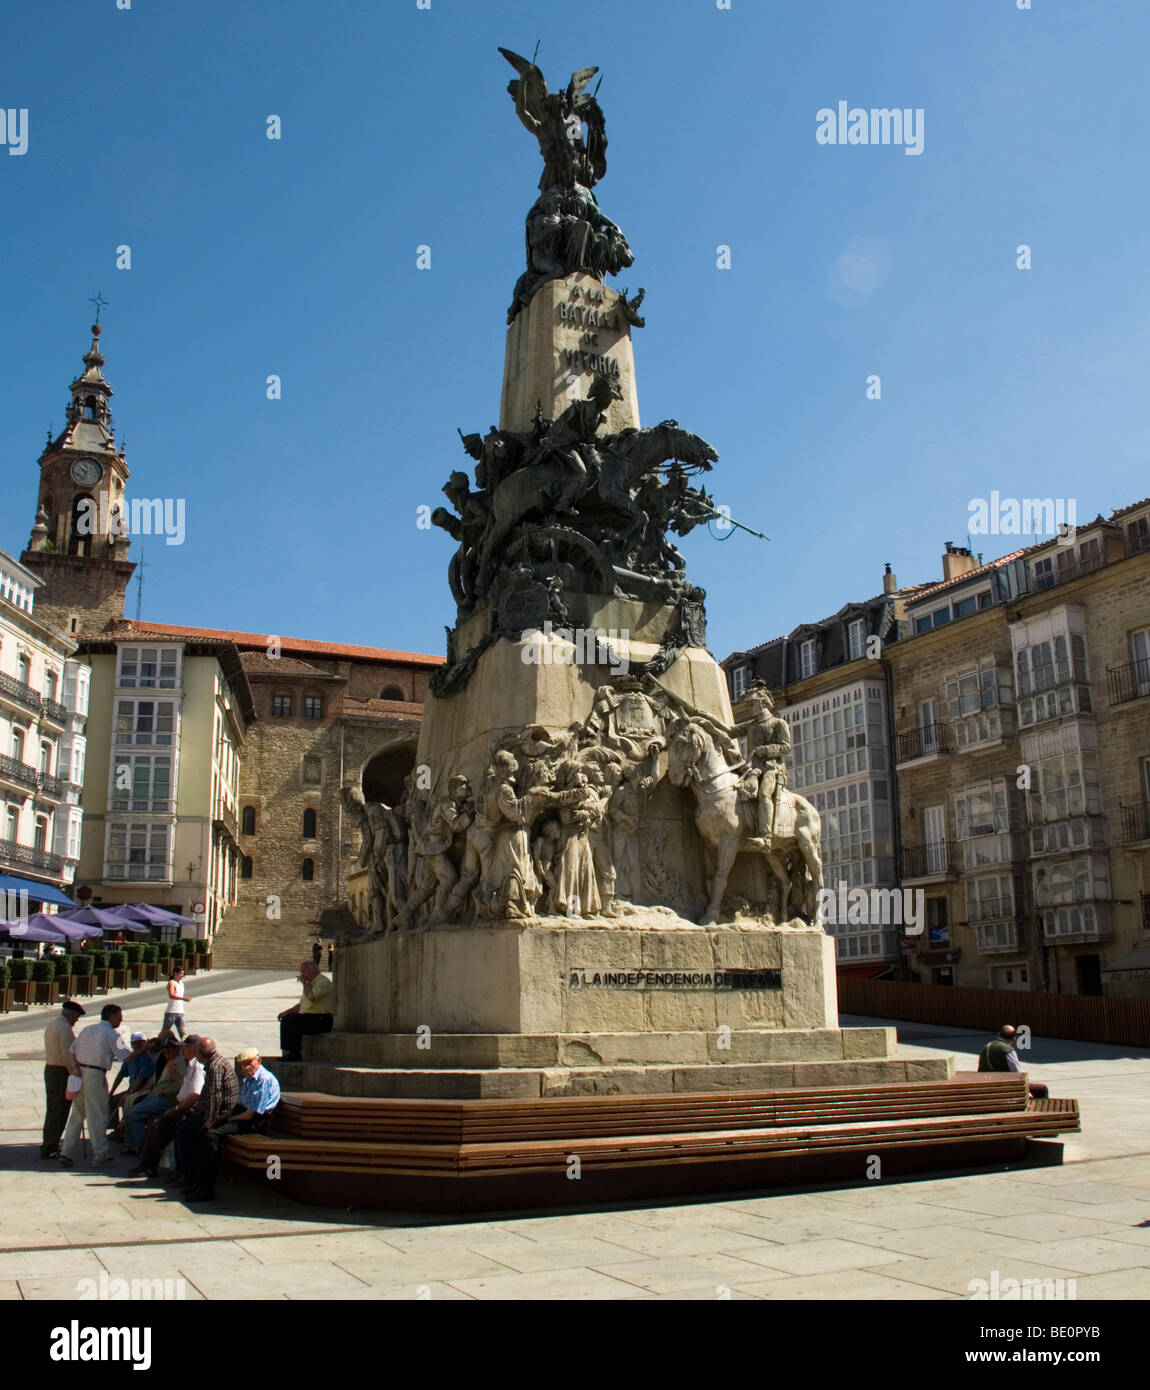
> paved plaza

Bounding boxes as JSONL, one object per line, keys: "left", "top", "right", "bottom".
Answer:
{"left": 1, "top": 973, "right": 1148, "bottom": 1301}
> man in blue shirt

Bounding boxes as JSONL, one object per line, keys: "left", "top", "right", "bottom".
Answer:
{"left": 106, "top": 1032, "right": 156, "bottom": 1139}
{"left": 180, "top": 1047, "right": 281, "bottom": 1201}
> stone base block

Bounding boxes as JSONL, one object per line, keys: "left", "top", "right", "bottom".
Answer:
{"left": 278, "top": 1052, "right": 952, "bottom": 1100}
{"left": 336, "top": 921, "right": 839, "bottom": 1035}
{"left": 310, "top": 1026, "right": 896, "bottom": 1069}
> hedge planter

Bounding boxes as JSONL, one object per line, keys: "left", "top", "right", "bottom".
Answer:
{"left": 197, "top": 953, "right": 213, "bottom": 971}
{"left": 55, "top": 975, "right": 75, "bottom": 999}
{"left": 91, "top": 970, "right": 110, "bottom": 994}
{"left": 72, "top": 975, "right": 93, "bottom": 996}
{"left": 0, "top": 987, "right": 12, "bottom": 1013}
{"left": 143, "top": 962, "right": 159, "bottom": 983}
{"left": 11, "top": 981, "right": 34, "bottom": 1006}
{"left": 128, "top": 963, "right": 144, "bottom": 985}
{"left": 34, "top": 981, "right": 55, "bottom": 1005}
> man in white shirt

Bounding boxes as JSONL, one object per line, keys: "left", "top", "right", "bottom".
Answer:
{"left": 59, "top": 1004, "right": 133, "bottom": 1168}
{"left": 129, "top": 1035, "right": 205, "bottom": 1180}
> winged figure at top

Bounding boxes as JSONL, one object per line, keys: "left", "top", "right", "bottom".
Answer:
{"left": 499, "top": 47, "right": 608, "bottom": 190}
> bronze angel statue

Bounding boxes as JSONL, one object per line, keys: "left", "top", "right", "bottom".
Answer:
{"left": 499, "top": 47, "right": 607, "bottom": 190}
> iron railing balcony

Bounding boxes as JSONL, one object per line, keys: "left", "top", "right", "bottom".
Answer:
{"left": 0, "top": 837, "right": 66, "bottom": 874}
{"left": 1107, "top": 659, "right": 1150, "bottom": 706}
{"left": 0, "top": 671, "right": 42, "bottom": 712}
{"left": 1120, "top": 802, "right": 1150, "bottom": 845}
{"left": 36, "top": 772, "right": 66, "bottom": 799}
{"left": 1030, "top": 552, "right": 1108, "bottom": 592}
{"left": 41, "top": 698, "right": 69, "bottom": 725}
{"left": 899, "top": 841, "right": 957, "bottom": 879}
{"left": 0, "top": 753, "right": 40, "bottom": 790}
{"left": 895, "top": 723, "right": 950, "bottom": 764}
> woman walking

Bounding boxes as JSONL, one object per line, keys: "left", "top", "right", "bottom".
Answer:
{"left": 162, "top": 965, "right": 188, "bottom": 1039}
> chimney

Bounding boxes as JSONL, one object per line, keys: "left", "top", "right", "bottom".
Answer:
{"left": 941, "top": 541, "right": 977, "bottom": 583}
{"left": 882, "top": 562, "right": 897, "bottom": 595}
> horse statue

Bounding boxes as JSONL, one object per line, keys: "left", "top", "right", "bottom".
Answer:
{"left": 666, "top": 719, "right": 824, "bottom": 926}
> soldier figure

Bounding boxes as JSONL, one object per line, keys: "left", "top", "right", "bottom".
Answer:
{"left": 735, "top": 684, "right": 792, "bottom": 850}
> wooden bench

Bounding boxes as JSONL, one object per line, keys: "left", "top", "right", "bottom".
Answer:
{"left": 221, "top": 1074, "right": 1078, "bottom": 1213}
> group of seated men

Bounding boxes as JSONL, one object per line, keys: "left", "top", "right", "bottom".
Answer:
{"left": 110, "top": 1030, "right": 280, "bottom": 1201}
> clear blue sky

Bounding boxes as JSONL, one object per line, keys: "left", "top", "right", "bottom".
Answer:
{"left": 2, "top": 0, "right": 1146, "bottom": 661}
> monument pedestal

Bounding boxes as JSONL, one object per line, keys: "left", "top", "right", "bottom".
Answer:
{"left": 287, "top": 921, "right": 951, "bottom": 1098}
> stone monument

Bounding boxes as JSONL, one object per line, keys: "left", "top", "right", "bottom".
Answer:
{"left": 305, "top": 49, "right": 948, "bottom": 1100}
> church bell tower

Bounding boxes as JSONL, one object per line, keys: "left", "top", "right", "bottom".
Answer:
{"left": 21, "top": 320, "right": 135, "bottom": 635}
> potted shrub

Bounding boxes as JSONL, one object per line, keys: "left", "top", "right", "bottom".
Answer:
{"left": 123, "top": 942, "right": 144, "bottom": 984}
{"left": 71, "top": 953, "right": 94, "bottom": 996}
{"left": 106, "top": 949, "right": 129, "bottom": 990}
{"left": 156, "top": 941, "right": 172, "bottom": 971}
{"left": 195, "top": 937, "right": 212, "bottom": 971}
{"left": 53, "top": 954, "right": 74, "bottom": 999}
{"left": 90, "top": 947, "right": 110, "bottom": 994}
{"left": 141, "top": 943, "right": 159, "bottom": 983}
{"left": 0, "top": 964, "right": 12, "bottom": 1013}
{"left": 7, "top": 957, "right": 33, "bottom": 1007}
{"left": 169, "top": 941, "right": 189, "bottom": 975}
{"left": 32, "top": 958, "right": 57, "bottom": 1005}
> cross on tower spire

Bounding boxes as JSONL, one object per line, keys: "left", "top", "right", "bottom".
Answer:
{"left": 88, "top": 291, "right": 109, "bottom": 324}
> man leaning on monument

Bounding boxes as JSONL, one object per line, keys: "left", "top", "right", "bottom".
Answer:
{"left": 278, "top": 959, "right": 335, "bottom": 1062}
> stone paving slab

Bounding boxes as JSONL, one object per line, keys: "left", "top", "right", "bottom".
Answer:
{"left": 1, "top": 981, "right": 1148, "bottom": 1301}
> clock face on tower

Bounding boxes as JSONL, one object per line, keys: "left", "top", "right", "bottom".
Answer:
{"left": 70, "top": 457, "right": 103, "bottom": 486}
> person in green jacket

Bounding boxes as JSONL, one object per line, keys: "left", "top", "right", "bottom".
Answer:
{"left": 977, "top": 1024, "right": 1048, "bottom": 1098}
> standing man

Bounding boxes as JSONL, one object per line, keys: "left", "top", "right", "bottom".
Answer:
{"left": 58, "top": 1004, "right": 132, "bottom": 1168}
{"left": 182, "top": 1047, "right": 281, "bottom": 1201}
{"left": 311, "top": 936, "right": 323, "bottom": 966}
{"left": 277, "top": 960, "right": 335, "bottom": 1062}
{"left": 40, "top": 999, "right": 84, "bottom": 1160}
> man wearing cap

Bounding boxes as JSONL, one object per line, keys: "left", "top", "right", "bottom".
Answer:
{"left": 59, "top": 1004, "right": 133, "bottom": 1168}
{"left": 128, "top": 1035, "right": 205, "bottom": 1180}
{"left": 106, "top": 1032, "right": 156, "bottom": 1135}
{"left": 181, "top": 1047, "right": 282, "bottom": 1201}
{"left": 123, "top": 1037, "right": 185, "bottom": 1154}
{"left": 40, "top": 1000, "right": 84, "bottom": 1160}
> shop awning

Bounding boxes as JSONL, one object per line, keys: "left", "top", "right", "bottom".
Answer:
{"left": 837, "top": 964, "right": 895, "bottom": 979}
{"left": 0, "top": 873, "right": 78, "bottom": 910}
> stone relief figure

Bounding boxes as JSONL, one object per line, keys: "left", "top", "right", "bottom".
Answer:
{"left": 667, "top": 718, "right": 823, "bottom": 926}
{"left": 340, "top": 785, "right": 407, "bottom": 933}
{"left": 471, "top": 750, "right": 538, "bottom": 919}
{"left": 400, "top": 775, "right": 474, "bottom": 926}
{"left": 734, "top": 683, "right": 793, "bottom": 851}
{"left": 531, "top": 818, "right": 562, "bottom": 914}
{"left": 607, "top": 762, "right": 644, "bottom": 902}
{"left": 549, "top": 768, "right": 606, "bottom": 918}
